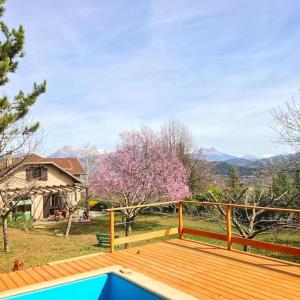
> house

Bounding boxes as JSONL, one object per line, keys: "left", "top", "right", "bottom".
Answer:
{"left": 0, "top": 154, "right": 86, "bottom": 220}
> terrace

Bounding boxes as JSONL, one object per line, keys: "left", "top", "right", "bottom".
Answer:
{"left": 0, "top": 201, "right": 300, "bottom": 299}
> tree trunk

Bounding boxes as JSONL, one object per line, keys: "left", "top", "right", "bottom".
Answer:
{"left": 173, "top": 204, "right": 177, "bottom": 214}
{"left": 124, "top": 217, "right": 133, "bottom": 249}
{"left": 64, "top": 213, "right": 72, "bottom": 238}
{"left": 2, "top": 216, "right": 9, "bottom": 252}
{"left": 85, "top": 187, "right": 90, "bottom": 218}
{"left": 243, "top": 245, "right": 251, "bottom": 252}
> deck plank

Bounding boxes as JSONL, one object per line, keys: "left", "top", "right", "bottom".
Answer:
{"left": 119, "top": 247, "right": 277, "bottom": 300}
{"left": 154, "top": 241, "right": 300, "bottom": 289}
{"left": 31, "top": 266, "right": 55, "bottom": 282}
{"left": 22, "top": 269, "right": 45, "bottom": 283}
{"left": 0, "top": 273, "right": 18, "bottom": 290}
{"left": 13, "top": 270, "right": 37, "bottom": 286}
{"left": 113, "top": 250, "right": 244, "bottom": 299}
{"left": 141, "top": 242, "right": 298, "bottom": 299}
{"left": 46, "top": 264, "right": 73, "bottom": 277}
{"left": 166, "top": 239, "right": 300, "bottom": 283}
{"left": 0, "top": 238, "right": 300, "bottom": 300}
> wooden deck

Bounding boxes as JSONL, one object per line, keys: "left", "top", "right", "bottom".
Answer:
{"left": 1, "top": 239, "right": 300, "bottom": 299}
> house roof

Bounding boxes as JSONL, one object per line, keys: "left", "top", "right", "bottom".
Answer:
{"left": 25, "top": 155, "right": 86, "bottom": 175}
{"left": 0, "top": 154, "right": 86, "bottom": 183}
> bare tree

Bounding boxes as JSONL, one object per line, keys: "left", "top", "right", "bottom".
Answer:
{"left": 80, "top": 143, "right": 99, "bottom": 217}
{"left": 160, "top": 120, "right": 212, "bottom": 194}
{"left": 57, "top": 188, "right": 82, "bottom": 238}
{"left": 0, "top": 174, "right": 37, "bottom": 252}
{"left": 272, "top": 100, "right": 300, "bottom": 150}
{"left": 207, "top": 167, "right": 297, "bottom": 252}
{"left": 80, "top": 143, "right": 99, "bottom": 181}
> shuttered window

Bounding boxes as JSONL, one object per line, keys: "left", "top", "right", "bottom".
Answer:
{"left": 26, "top": 167, "right": 48, "bottom": 181}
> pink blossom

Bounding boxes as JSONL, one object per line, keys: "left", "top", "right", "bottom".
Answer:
{"left": 91, "top": 128, "right": 189, "bottom": 206}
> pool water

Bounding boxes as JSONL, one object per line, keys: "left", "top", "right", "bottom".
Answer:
{"left": 5, "top": 273, "right": 163, "bottom": 300}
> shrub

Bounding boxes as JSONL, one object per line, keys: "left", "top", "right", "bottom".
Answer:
{"left": 8, "top": 216, "right": 34, "bottom": 232}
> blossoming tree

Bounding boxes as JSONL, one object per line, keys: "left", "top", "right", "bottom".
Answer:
{"left": 91, "top": 128, "right": 189, "bottom": 242}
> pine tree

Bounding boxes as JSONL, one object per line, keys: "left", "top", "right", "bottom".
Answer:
{"left": 294, "top": 170, "right": 300, "bottom": 191}
{"left": 272, "top": 171, "right": 298, "bottom": 208}
{"left": 0, "top": 0, "right": 46, "bottom": 252}
{"left": 225, "top": 166, "right": 245, "bottom": 202}
{"left": 294, "top": 170, "right": 300, "bottom": 207}
{"left": 272, "top": 171, "right": 293, "bottom": 196}
{"left": 0, "top": 0, "right": 46, "bottom": 159}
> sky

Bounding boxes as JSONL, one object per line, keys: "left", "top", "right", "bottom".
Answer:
{"left": 3, "top": 0, "right": 300, "bottom": 157}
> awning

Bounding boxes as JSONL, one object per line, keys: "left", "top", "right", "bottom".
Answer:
{"left": 13, "top": 199, "right": 32, "bottom": 206}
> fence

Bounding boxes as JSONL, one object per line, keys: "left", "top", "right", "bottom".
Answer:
{"left": 107, "top": 201, "right": 300, "bottom": 256}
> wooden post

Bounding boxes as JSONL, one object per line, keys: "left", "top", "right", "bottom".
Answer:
{"left": 178, "top": 201, "right": 183, "bottom": 239}
{"left": 110, "top": 211, "right": 115, "bottom": 253}
{"left": 226, "top": 206, "right": 232, "bottom": 250}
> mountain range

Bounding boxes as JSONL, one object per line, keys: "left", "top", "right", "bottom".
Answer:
{"left": 50, "top": 145, "right": 266, "bottom": 162}
{"left": 50, "top": 145, "right": 106, "bottom": 158}
{"left": 200, "top": 147, "right": 262, "bottom": 162}
{"left": 49, "top": 145, "right": 289, "bottom": 178}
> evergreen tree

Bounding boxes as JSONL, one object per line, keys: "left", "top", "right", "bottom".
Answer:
{"left": 0, "top": 0, "right": 46, "bottom": 252}
{"left": 294, "top": 170, "right": 300, "bottom": 191}
{"left": 294, "top": 170, "right": 300, "bottom": 206}
{"left": 0, "top": 0, "right": 46, "bottom": 159}
{"left": 272, "top": 171, "right": 297, "bottom": 207}
{"left": 224, "top": 166, "right": 246, "bottom": 202}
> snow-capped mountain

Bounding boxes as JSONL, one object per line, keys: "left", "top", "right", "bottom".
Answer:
{"left": 50, "top": 145, "right": 81, "bottom": 158}
{"left": 49, "top": 145, "right": 106, "bottom": 158}
{"left": 200, "top": 147, "right": 237, "bottom": 162}
{"left": 51, "top": 145, "right": 270, "bottom": 163}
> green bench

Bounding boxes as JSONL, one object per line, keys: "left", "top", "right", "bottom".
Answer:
{"left": 96, "top": 233, "right": 119, "bottom": 248}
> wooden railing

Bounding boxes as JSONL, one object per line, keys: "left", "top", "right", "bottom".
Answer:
{"left": 107, "top": 201, "right": 300, "bottom": 256}
{"left": 108, "top": 201, "right": 181, "bottom": 253}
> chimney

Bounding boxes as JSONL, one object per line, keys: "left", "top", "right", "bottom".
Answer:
{"left": 6, "top": 152, "right": 13, "bottom": 168}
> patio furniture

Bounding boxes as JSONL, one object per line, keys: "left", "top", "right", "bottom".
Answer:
{"left": 96, "top": 233, "right": 119, "bottom": 248}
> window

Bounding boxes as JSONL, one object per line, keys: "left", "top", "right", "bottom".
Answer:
{"left": 15, "top": 204, "right": 32, "bottom": 213}
{"left": 32, "top": 167, "right": 42, "bottom": 179}
{"left": 12, "top": 199, "right": 32, "bottom": 219}
{"left": 26, "top": 167, "right": 47, "bottom": 181}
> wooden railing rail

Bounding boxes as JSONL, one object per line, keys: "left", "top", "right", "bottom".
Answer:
{"left": 185, "top": 201, "right": 300, "bottom": 213}
{"left": 107, "top": 200, "right": 180, "bottom": 212}
{"left": 108, "top": 200, "right": 181, "bottom": 253}
{"left": 107, "top": 200, "right": 300, "bottom": 256}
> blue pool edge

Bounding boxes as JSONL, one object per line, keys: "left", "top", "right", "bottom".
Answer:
{"left": 0, "top": 265, "right": 197, "bottom": 300}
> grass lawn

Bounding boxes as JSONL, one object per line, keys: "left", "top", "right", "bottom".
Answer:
{"left": 1, "top": 213, "right": 299, "bottom": 273}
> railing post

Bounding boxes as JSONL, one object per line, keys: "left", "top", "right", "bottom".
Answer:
{"left": 110, "top": 210, "right": 115, "bottom": 253}
{"left": 226, "top": 206, "right": 232, "bottom": 250}
{"left": 178, "top": 201, "right": 183, "bottom": 239}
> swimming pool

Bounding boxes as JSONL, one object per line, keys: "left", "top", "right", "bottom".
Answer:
{"left": 5, "top": 273, "right": 160, "bottom": 300}
{"left": 0, "top": 266, "right": 196, "bottom": 300}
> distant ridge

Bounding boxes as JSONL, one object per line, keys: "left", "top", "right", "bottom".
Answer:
{"left": 50, "top": 145, "right": 291, "bottom": 179}
{"left": 50, "top": 145, "right": 82, "bottom": 158}
{"left": 49, "top": 145, "right": 106, "bottom": 158}
{"left": 201, "top": 147, "right": 238, "bottom": 162}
